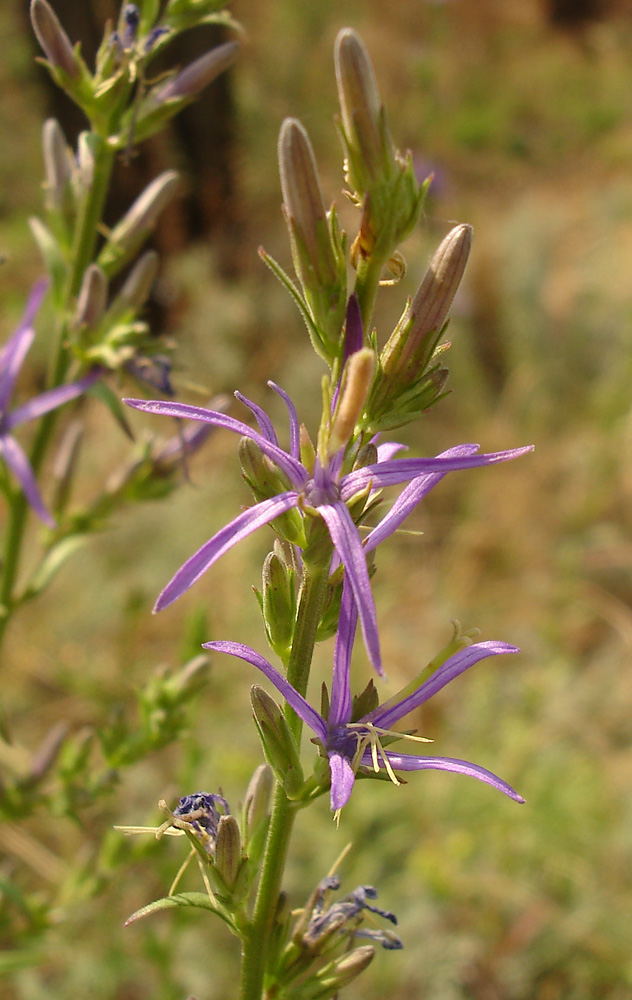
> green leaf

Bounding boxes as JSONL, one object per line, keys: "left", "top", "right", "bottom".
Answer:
{"left": 22, "top": 535, "right": 89, "bottom": 601}
{"left": 124, "top": 891, "right": 236, "bottom": 931}
{"left": 89, "top": 380, "right": 134, "bottom": 439}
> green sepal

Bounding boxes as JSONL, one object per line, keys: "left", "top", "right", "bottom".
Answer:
{"left": 20, "top": 536, "right": 88, "bottom": 602}
{"left": 28, "top": 216, "right": 68, "bottom": 306}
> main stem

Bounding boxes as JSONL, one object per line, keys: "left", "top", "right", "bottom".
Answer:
{"left": 239, "top": 565, "right": 329, "bottom": 1000}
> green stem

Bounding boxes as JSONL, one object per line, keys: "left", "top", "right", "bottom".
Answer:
{"left": 353, "top": 252, "right": 388, "bottom": 335}
{"left": 239, "top": 565, "right": 329, "bottom": 1000}
{"left": 0, "top": 138, "right": 116, "bottom": 659}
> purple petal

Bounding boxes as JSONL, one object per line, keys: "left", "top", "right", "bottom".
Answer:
{"left": 318, "top": 501, "right": 382, "bottom": 675}
{"left": 124, "top": 397, "right": 307, "bottom": 487}
{"left": 329, "top": 581, "right": 357, "bottom": 726}
{"left": 7, "top": 370, "right": 99, "bottom": 429}
{"left": 328, "top": 751, "right": 357, "bottom": 810}
{"left": 203, "top": 640, "right": 327, "bottom": 741}
{"left": 268, "top": 382, "right": 300, "bottom": 460}
{"left": 375, "top": 441, "right": 407, "bottom": 463}
{"left": 155, "top": 492, "right": 299, "bottom": 611}
{"left": 234, "top": 390, "right": 278, "bottom": 445}
{"left": 0, "top": 433, "right": 55, "bottom": 527}
{"left": 341, "top": 446, "right": 534, "bottom": 499}
{"left": 368, "top": 641, "right": 519, "bottom": 730}
{"left": 364, "top": 444, "right": 481, "bottom": 554}
{"left": 365, "top": 750, "right": 524, "bottom": 803}
{"left": 0, "top": 327, "right": 35, "bottom": 415}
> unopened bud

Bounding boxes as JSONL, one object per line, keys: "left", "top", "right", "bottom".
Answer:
{"left": 262, "top": 548, "right": 295, "bottom": 657}
{"left": 279, "top": 118, "right": 337, "bottom": 288}
{"left": 109, "top": 251, "right": 159, "bottom": 320}
{"left": 30, "top": 0, "right": 80, "bottom": 79}
{"left": 213, "top": 814, "right": 242, "bottom": 891}
{"left": 328, "top": 348, "right": 375, "bottom": 455}
{"left": 381, "top": 224, "right": 472, "bottom": 381}
{"left": 243, "top": 763, "right": 273, "bottom": 843}
{"left": 156, "top": 42, "right": 239, "bottom": 102}
{"left": 320, "top": 945, "right": 375, "bottom": 990}
{"left": 250, "top": 685, "right": 304, "bottom": 797}
{"left": 75, "top": 264, "right": 108, "bottom": 330}
{"left": 98, "top": 171, "right": 180, "bottom": 274}
{"left": 77, "top": 132, "right": 96, "bottom": 191}
{"left": 335, "top": 28, "right": 387, "bottom": 189}
{"left": 24, "top": 721, "right": 68, "bottom": 786}
{"left": 42, "top": 118, "right": 74, "bottom": 214}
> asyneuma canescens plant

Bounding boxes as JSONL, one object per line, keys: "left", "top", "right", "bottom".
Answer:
{"left": 121, "top": 23, "right": 533, "bottom": 1000}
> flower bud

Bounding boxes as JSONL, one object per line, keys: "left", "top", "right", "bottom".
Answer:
{"left": 98, "top": 171, "right": 180, "bottom": 275}
{"left": 239, "top": 438, "right": 305, "bottom": 546}
{"left": 76, "top": 132, "right": 96, "bottom": 191}
{"left": 24, "top": 721, "right": 68, "bottom": 787}
{"left": 317, "top": 945, "right": 375, "bottom": 992}
{"left": 213, "top": 814, "right": 242, "bottom": 891}
{"left": 261, "top": 547, "right": 296, "bottom": 657}
{"left": 42, "top": 118, "right": 74, "bottom": 216}
{"left": 278, "top": 118, "right": 347, "bottom": 361}
{"left": 250, "top": 685, "right": 304, "bottom": 798}
{"left": 328, "top": 348, "right": 375, "bottom": 456}
{"left": 335, "top": 28, "right": 388, "bottom": 191}
{"left": 30, "top": 0, "right": 80, "bottom": 79}
{"left": 243, "top": 763, "right": 273, "bottom": 844}
{"left": 381, "top": 223, "right": 472, "bottom": 381}
{"left": 75, "top": 264, "right": 108, "bottom": 331}
{"left": 107, "top": 251, "right": 159, "bottom": 321}
{"left": 155, "top": 42, "right": 240, "bottom": 102}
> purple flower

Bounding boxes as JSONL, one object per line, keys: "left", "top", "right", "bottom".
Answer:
{"left": 204, "top": 589, "right": 524, "bottom": 812}
{"left": 0, "top": 281, "right": 98, "bottom": 526}
{"left": 124, "top": 385, "right": 532, "bottom": 673}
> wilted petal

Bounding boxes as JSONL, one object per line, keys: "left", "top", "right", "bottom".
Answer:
{"left": 124, "top": 397, "right": 307, "bottom": 486}
{"left": 0, "top": 433, "right": 55, "bottom": 526}
{"left": 341, "top": 445, "right": 534, "bottom": 498}
{"left": 204, "top": 640, "right": 328, "bottom": 741}
{"left": 7, "top": 369, "right": 99, "bottom": 428}
{"left": 328, "top": 751, "right": 356, "bottom": 810}
{"left": 369, "top": 641, "right": 519, "bottom": 731}
{"left": 318, "top": 500, "right": 382, "bottom": 674}
{"left": 155, "top": 493, "right": 300, "bottom": 611}
{"left": 370, "top": 751, "right": 525, "bottom": 803}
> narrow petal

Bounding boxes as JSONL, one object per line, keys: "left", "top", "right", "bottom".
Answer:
{"left": 0, "top": 433, "right": 55, "bottom": 526}
{"left": 329, "top": 581, "right": 357, "bottom": 726}
{"left": 0, "top": 327, "right": 35, "bottom": 414}
{"left": 203, "top": 640, "right": 328, "bottom": 741}
{"left": 155, "top": 493, "right": 300, "bottom": 611}
{"left": 328, "top": 751, "right": 357, "bottom": 810}
{"left": 368, "top": 641, "right": 519, "bottom": 730}
{"left": 364, "top": 444, "right": 481, "bottom": 554}
{"left": 267, "top": 382, "right": 300, "bottom": 460}
{"left": 124, "top": 397, "right": 307, "bottom": 486}
{"left": 234, "top": 390, "right": 278, "bottom": 445}
{"left": 0, "top": 281, "right": 48, "bottom": 412}
{"left": 318, "top": 501, "right": 382, "bottom": 675}
{"left": 365, "top": 750, "right": 524, "bottom": 803}
{"left": 8, "top": 370, "right": 99, "bottom": 428}
{"left": 375, "top": 441, "right": 407, "bottom": 463}
{"left": 341, "top": 446, "right": 534, "bottom": 499}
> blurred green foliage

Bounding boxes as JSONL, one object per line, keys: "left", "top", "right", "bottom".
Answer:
{"left": 2, "top": 1, "right": 632, "bottom": 998}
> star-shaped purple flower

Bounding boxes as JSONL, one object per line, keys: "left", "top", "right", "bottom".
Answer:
{"left": 204, "top": 585, "right": 524, "bottom": 812}
{"left": 124, "top": 384, "right": 532, "bottom": 673}
{"left": 0, "top": 281, "right": 98, "bottom": 526}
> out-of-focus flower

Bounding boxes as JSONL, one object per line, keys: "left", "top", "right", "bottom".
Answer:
{"left": 0, "top": 282, "right": 98, "bottom": 526}
{"left": 125, "top": 385, "right": 531, "bottom": 674}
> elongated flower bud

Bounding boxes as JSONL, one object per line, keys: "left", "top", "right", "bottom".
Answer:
{"left": 98, "top": 172, "right": 180, "bottom": 274}
{"left": 335, "top": 28, "right": 388, "bottom": 190}
{"left": 250, "top": 685, "right": 304, "bottom": 798}
{"left": 328, "top": 348, "right": 375, "bottom": 455}
{"left": 321, "top": 945, "right": 375, "bottom": 989}
{"left": 113, "top": 251, "right": 159, "bottom": 316}
{"left": 42, "top": 118, "right": 74, "bottom": 214}
{"left": 155, "top": 42, "right": 240, "bottom": 102}
{"left": 30, "top": 0, "right": 80, "bottom": 79}
{"left": 243, "top": 763, "right": 273, "bottom": 841}
{"left": 261, "top": 547, "right": 295, "bottom": 657}
{"left": 75, "top": 264, "right": 108, "bottom": 330}
{"left": 213, "top": 815, "right": 242, "bottom": 891}
{"left": 381, "top": 223, "right": 473, "bottom": 380}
